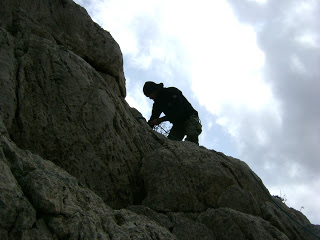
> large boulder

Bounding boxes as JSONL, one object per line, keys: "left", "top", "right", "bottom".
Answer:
{"left": 0, "top": 0, "right": 161, "bottom": 209}
{"left": 0, "top": 0, "right": 126, "bottom": 96}
{"left": 141, "top": 142, "right": 268, "bottom": 214}
{"left": 0, "top": 118, "right": 176, "bottom": 240}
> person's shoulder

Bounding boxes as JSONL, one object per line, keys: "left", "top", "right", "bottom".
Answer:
{"left": 165, "top": 87, "right": 182, "bottom": 94}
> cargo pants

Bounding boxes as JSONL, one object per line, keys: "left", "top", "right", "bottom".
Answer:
{"left": 168, "top": 115, "right": 202, "bottom": 144}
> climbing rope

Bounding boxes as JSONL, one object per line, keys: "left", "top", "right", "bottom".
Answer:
{"left": 154, "top": 123, "right": 170, "bottom": 137}
{"left": 249, "top": 169, "right": 320, "bottom": 239}
{"left": 135, "top": 116, "right": 181, "bottom": 140}
{"left": 155, "top": 123, "right": 184, "bottom": 141}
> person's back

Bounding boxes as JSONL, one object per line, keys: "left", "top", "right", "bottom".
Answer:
{"left": 151, "top": 87, "right": 197, "bottom": 124}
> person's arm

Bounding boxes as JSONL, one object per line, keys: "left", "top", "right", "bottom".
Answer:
{"left": 148, "top": 101, "right": 170, "bottom": 127}
{"left": 149, "top": 116, "right": 168, "bottom": 127}
{"left": 148, "top": 102, "right": 162, "bottom": 126}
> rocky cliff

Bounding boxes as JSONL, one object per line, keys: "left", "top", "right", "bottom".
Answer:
{"left": 0, "top": 0, "right": 319, "bottom": 239}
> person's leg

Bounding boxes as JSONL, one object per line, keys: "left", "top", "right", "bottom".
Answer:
{"left": 184, "top": 115, "right": 202, "bottom": 144}
{"left": 168, "top": 124, "right": 185, "bottom": 141}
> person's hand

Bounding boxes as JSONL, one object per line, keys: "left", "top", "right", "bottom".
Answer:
{"left": 149, "top": 118, "right": 162, "bottom": 127}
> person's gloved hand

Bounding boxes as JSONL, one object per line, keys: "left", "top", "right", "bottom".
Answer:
{"left": 148, "top": 118, "right": 162, "bottom": 127}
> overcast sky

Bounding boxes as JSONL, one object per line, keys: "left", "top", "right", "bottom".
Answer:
{"left": 73, "top": 0, "right": 320, "bottom": 224}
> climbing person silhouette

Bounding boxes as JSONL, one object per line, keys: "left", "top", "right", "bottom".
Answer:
{"left": 143, "top": 81, "right": 202, "bottom": 145}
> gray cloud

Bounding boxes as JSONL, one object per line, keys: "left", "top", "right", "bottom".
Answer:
{"left": 226, "top": 0, "right": 320, "bottom": 223}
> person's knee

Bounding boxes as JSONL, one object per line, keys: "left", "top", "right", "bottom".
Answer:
{"left": 185, "top": 117, "right": 202, "bottom": 144}
{"left": 186, "top": 121, "right": 202, "bottom": 136}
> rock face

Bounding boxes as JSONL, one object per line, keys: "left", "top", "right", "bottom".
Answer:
{"left": 0, "top": 117, "right": 176, "bottom": 240}
{"left": 0, "top": 0, "right": 319, "bottom": 239}
{"left": 0, "top": 0, "right": 159, "bottom": 210}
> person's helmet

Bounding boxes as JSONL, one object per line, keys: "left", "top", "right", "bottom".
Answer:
{"left": 143, "top": 81, "right": 163, "bottom": 96}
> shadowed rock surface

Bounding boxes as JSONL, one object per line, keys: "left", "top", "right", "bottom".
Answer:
{"left": 0, "top": 0, "right": 319, "bottom": 239}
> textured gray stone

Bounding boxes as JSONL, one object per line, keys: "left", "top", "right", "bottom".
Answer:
{"left": 198, "top": 208, "right": 290, "bottom": 240}
{"left": 168, "top": 212, "right": 215, "bottom": 240}
{"left": 0, "top": 150, "right": 36, "bottom": 239}
{"left": 140, "top": 142, "right": 268, "bottom": 213}
{"left": 0, "top": 120, "right": 176, "bottom": 240}
{"left": 0, "top": 0, "right": 125, "bottom": 97}
{"left": 0, "top": 0, "right": 161, "bottom": 209}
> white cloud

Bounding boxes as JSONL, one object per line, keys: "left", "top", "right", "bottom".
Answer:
{"left": 250, "top": 0, "right": 267, "bottom": 4}
{"left": 125, "top": 77, "right": 151, "bottom": 118}
{"left": 226, "top": 0, "right": 320, "bottom": 224}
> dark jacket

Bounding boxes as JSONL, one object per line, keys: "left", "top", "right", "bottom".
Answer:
{"left": 149, "top": 87, "right": 198, "bottom": 124}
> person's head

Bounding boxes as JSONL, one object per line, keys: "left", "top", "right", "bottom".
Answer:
{"left": 143, "top": 81, "right": 164, "bottom": 99}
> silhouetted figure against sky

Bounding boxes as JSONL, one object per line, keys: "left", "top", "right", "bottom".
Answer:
{"left": 143, "top": 81, "right": 202, "bottom": 144}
